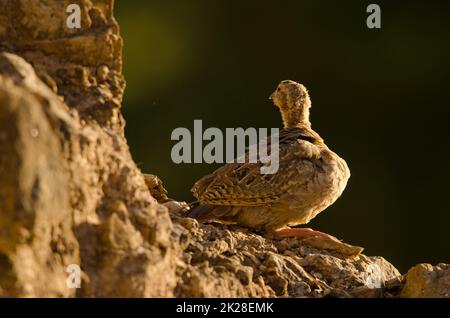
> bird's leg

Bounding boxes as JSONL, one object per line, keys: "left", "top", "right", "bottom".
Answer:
{"left": 273, "top": 227, "right": 363, "bottom": 257}
{"left": 274, "top": 227, "right": 338, "bottom": 240}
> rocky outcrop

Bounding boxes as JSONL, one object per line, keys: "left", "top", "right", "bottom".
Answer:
{"left": 400, "top": 264, "right": 450, "bottom": 298}
{"left": 0, "top": 0, "right": 174, "bottom": 297}
{"left": 170, "top": 214, "right": 401, "bottom": 297}
{"left": 0, "top": 0, "right": 448, "bottom": 298}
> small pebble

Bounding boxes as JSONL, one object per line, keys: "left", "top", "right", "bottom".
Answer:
{"left": 97, "top": 65, "right": 110, "bottom": 82}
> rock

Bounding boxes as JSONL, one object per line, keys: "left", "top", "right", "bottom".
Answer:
{"left": 0, "top": 57, "right": 78, "bottom": 297}
{"left": 0, "top": 0, "right": 447, "bottom": 298}
{"left": 169, "top": 214, "right": 401, "bottom": 298}
{"left": 143, "top": 174, "right": 169, "bottom": 202}
{"left": 0, "top": 0, "right": 175, "bottom": 297}
{"left": 400, "top": 264, "right": 450, "bottom": 298}
{"left": 0, "top": 0, "right": 124, "bottom": 127}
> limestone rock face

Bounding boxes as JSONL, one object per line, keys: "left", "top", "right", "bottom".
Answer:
{"left": 0, "top": 0, "right": 447, "bottom": 298}
{"left": 0, "top": 0, "right": 175, "bottom": 297}
{"left": 400, "top": 264, "right": 450, "bottom": 298}
{"left": 0, "top": 54, "right": 77, "bottom": 297}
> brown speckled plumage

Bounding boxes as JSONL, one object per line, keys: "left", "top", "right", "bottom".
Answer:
{"left": 188, "top": 80, "right": 350, "bottom": 233}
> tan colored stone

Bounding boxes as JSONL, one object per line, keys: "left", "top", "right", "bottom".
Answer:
{"left": 400, "top": 263, "right": 450, "bottom": 298}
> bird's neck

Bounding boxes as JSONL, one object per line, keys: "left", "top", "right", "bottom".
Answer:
{"left": 281, "top": 108, "right": 311, "bottom": 128}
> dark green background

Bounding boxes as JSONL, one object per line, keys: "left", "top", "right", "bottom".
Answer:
{"left": 116, "top": 1, "right": 450, "bottom": 272}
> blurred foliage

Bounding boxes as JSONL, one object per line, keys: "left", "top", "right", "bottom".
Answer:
{"left": 116, "top": 0, "right": 450, "bottom": 272}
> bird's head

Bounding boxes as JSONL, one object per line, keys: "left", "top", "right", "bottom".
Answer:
{"left": 269, "top": 80, "right": 311, "bottom": 128}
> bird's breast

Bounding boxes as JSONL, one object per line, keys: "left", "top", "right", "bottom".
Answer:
{"left": 316, "top": 150, "right": 350, "bottom": 198}
{"left": 281, "top": 149, "right": 350, "bottom": 223}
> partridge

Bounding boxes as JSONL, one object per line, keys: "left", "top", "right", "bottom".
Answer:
{"left": 188, "top": 80, "right": 350, "bottom": 239}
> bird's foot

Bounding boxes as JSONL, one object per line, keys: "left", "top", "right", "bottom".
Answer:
{"left": 274, "top": 227, "right": 339, "bottom": 241}
{"left": 272, "top": 227, "right": 364, "bottom": 258}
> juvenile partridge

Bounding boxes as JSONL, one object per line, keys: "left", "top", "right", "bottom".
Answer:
{"left": 188, "top": 80, "right": 350, "bottom": 239}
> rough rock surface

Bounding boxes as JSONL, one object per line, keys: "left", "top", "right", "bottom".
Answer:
{"left": 400, "top": 264, "right": 450, "bottom": 298}
{"left": 0, "top": 0, "right": 448, "bottom": 298}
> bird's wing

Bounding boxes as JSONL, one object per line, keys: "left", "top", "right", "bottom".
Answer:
{"left": 191, "top": 127, "right": 323, "bottom": 206}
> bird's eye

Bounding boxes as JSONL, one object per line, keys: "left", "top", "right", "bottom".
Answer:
{"left": 276, "top": 87, "right": 281, "bottom": 92}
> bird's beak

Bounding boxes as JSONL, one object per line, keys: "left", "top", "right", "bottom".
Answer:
{"left": 269, "top": 92, "right": 275, "bottom": 100}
